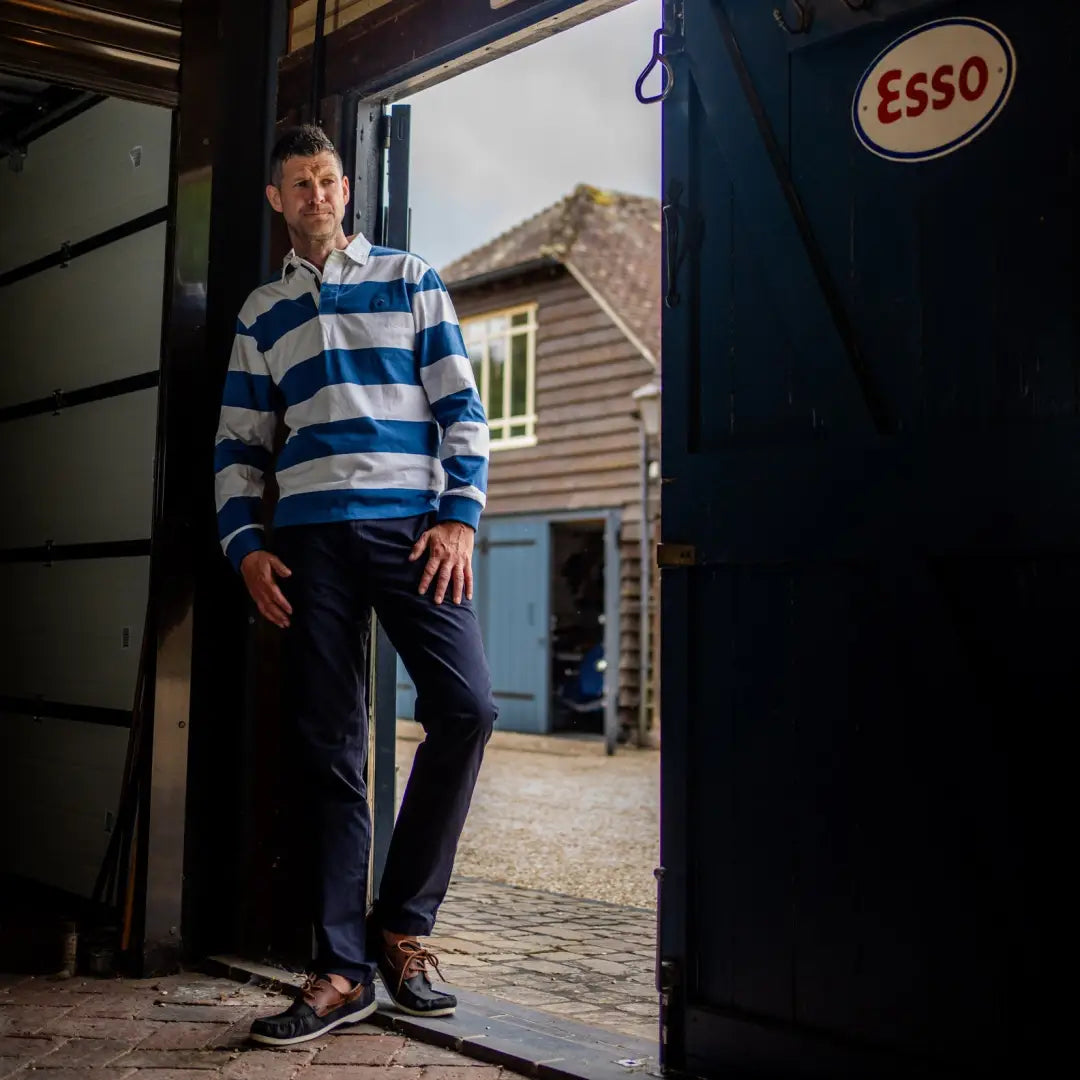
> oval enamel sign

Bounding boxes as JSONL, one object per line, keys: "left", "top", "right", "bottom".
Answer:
{"left": 853, "top": 18, "right": 1016, "bottom": 162}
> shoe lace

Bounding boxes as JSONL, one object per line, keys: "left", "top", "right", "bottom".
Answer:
{"left": 394, "top": 939, "right": 444, "bottom": 995}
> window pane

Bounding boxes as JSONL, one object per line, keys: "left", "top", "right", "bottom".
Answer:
{"left": 463, "top": 321, "right": 484, "bottom": 348}
{"left": 488, "top": 336, "right": 506, "bottom": 420}
{"left": 487, "top": 315, "right": 509, "bottom": 336}
{"left": 510, "top": 334, "right": 528, "bottom": 419}
{"left": 511, "top": 311, "right": 530, "bottom": 327}
{"left": 510, "top": 423, "right": 528, "bottom": 438}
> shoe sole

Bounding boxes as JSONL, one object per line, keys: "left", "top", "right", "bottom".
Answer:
{"left": 248, "top": 998, "right": 378, "bottom": 1046}
{"left": 376, "top": 969, "right": 456, "bottom": 1017}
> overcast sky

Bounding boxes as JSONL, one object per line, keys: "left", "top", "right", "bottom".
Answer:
{"left": 400, "top": 0, "right": 662, "bottom": 271}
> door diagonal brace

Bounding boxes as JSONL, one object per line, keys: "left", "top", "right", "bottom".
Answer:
{"left": 688, "top": 3, "right": 894, "bottom": 436}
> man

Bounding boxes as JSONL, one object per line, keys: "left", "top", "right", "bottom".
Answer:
{"left": 214, "top": 125, "right": 495, "bottom": 1046}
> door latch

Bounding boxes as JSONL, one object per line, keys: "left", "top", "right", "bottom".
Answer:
{"left": 662, "top": 179, "right": 703, "bottom": 309}
{"left": 657, "top": 543, "right": 696, "bottom": 568}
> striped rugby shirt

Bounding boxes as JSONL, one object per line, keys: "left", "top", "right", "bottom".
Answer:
{"left": 214, "top": 233, "right": 489, "bottom": 570}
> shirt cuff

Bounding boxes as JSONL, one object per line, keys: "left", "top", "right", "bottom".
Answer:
{"left": 437, "top": 493, "right": 482, "bottom": 531}
{"left": 225, "top": 526, "right": 266, "bottom": 572}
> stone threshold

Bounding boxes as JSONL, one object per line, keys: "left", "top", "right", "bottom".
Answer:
{"left": 206, "top": 953, "right": 660, "bottom": 1080}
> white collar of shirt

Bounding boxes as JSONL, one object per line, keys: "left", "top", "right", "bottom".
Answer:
{"left": 281, "top": 232, "right": 372, "bottom": 281}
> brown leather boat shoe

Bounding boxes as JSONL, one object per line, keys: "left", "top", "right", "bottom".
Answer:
{"left": 370, "top": 934, "right": 457, "bottom": 1017}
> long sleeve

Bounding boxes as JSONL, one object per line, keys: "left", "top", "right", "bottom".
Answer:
{"left": 214, "top": 320, "right": 278, "bottom": 571}
{"left": 412, "top": 265, "right": 489, "bottom": 530}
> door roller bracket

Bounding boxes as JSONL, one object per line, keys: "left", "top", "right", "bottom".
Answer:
{"left": 773, "top": 1, "right": 813, "bottom": 34}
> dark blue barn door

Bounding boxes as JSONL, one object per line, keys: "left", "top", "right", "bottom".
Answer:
{"left": 658, "top": 1, "right": 1076, "bottom": 1076}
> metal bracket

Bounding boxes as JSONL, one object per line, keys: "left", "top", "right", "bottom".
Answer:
{"left": 44, "top": 539, "right": 54, "bottom": 567}
{"left": 773, "top": 1, "right": 813, "bottom": 34}
{"left": 59, "top": 241, "right": 72, "bottom": 268}
{"left": 51, "top": 388, "right": 65, "bottom": 415}
{"left": 657, "top": 543, "right": 696, "bottom": 568}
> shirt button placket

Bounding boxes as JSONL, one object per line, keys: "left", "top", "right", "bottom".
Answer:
{"left": 318, "top": 254, "right": 338, "bottom": 359}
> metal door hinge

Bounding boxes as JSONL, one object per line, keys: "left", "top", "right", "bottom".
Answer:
{"left": 657, "top": 543, "right": 695, "bottom": 567}
{"left": 665, "top": 0, "right": 685, "bottom": 46}
{"left": 658, "top": 958, "right": 679, "bottom": 995}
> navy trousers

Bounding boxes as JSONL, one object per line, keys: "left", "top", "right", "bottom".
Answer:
{"left": 276, "top": 513, "right": 496, "bottom": 985}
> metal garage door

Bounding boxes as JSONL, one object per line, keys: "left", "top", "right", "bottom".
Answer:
{"left": 0, "top": 96, "right": 171, "bottom": 899}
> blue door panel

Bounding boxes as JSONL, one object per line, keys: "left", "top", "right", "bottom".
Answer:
{"left": 480, "top": 517, "right": 549, "bottom": 734}
{"left": 395, "top": 653, "right": 416, "bottom": 721}
{"left": 395, "top": 515, "right": 550, "bottom": 734}
{"left": 662, "top": 2, "right": 1076, "bottom": 1076}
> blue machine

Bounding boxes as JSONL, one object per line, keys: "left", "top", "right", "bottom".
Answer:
{"left": 554, "top": 642, "right": 606, "bottom": 722}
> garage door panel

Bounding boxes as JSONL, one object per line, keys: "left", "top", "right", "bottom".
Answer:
{"left": 0, "top": 557, "right": 149, "bottom": 710}
{"left": 0, "top": 224, "right": 166, "bottom": 408}
{"left": 0, "top": 390, "right": 157, "bottom": 549}
{"left": 0, "top": 714, "right": 127, "bottom": 897}
{"left": 0, "top": 98, "right": 171, "bottom": 276}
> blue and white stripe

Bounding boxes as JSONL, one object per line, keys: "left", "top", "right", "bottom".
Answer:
{"left": 214, "top": 233, "right": 488, "bottom": 570}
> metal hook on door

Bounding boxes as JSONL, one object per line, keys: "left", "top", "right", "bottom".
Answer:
{"left": 773, "top": 1, "right": 814, "bottom": 34}
{"left": 635, "top": 27, "right": 674, "bottom": 104}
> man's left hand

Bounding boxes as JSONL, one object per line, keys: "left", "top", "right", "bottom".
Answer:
{"left": 410, "top": 521, "right": 475, "bottom": 605}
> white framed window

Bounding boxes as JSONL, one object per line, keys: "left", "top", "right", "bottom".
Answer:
{"left": 462, "top": 302, "right": 538, "bottom": 448}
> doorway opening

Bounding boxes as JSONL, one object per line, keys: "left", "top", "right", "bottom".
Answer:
{"left": 381, "top": 0, "right": 662, "bottom": 1048}
{"left": 551, "top": 520, "right": 607, "bottom": 736}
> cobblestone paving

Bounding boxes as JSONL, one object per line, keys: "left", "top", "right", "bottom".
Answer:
{"left": 434, "top": 877, "right": 658, "bottom": 1043}
{"left": 0, "top": 971, "right": 510, "bottom": 1080}
{"left": 397, "top": 724, "right": 660, "bottom": 909}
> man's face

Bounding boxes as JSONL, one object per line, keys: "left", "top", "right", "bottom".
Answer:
{"left": 266, "top": 150, "right": 349, "bottom": 243}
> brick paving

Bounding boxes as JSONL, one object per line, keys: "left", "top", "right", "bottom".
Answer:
{"left": 432, "top": 877, "right": 658, "bottom": 1043}
{"left": 0, "top": 972, "right": 517, "bottom": 1080}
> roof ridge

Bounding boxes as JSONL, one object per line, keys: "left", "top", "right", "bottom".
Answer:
{"left": 441, "top": 184, "right": 660, "bottom": 276}
{"left": 442, "top": 190, "right": 576, "bottom": 275}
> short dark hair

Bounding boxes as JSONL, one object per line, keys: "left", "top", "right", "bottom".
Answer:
{"left": 269, "top": 124, "right": 342, "bottom": 187}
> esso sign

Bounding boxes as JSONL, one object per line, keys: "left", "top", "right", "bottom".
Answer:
{"left": 853, "top": 18, "right": 1016, "bottom": 162}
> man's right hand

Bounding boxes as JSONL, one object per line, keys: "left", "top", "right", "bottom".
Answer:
{"left": 240, "top": 550, "right": 293, "bottom": 629}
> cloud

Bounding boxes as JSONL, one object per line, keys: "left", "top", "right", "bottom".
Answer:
{"left": 401, "top": 0, "right": 662, "bottom": 270}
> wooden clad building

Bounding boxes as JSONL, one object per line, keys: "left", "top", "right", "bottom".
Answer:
{"left": 396, "top": 185, "right": 661, "bottom": 743}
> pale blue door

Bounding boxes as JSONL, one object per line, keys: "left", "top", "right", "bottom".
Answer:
{"left": 479, "top": 517, "right": 550, "bottom": 734}
{"left": 395, "top": 515, "right": 550, "bottom": 733}
{"left": 395, "top": 653, "right": 417, "bottom": 722}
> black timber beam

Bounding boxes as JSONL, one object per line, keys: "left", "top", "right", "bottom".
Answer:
{"left": 179, "top": 0, "right": 290, "bottom": 968}
{"left": 277, "top": 0, "right": 633, "bottom": 112}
